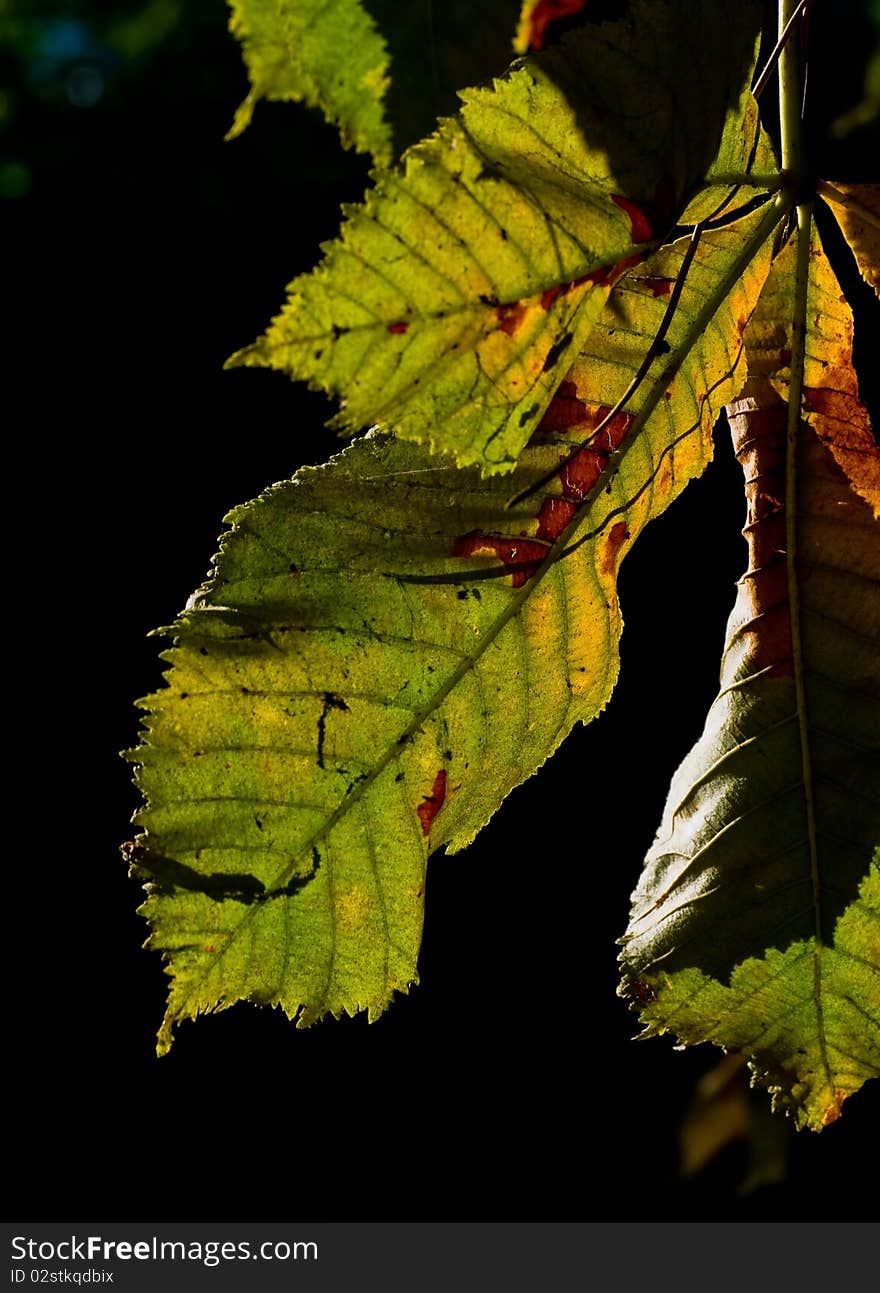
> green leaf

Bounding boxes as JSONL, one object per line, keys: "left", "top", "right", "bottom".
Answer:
{"left": 226, "top": 0, "right": 392, "bottom": 160}
{"left": 226, "top": 0, "right": 523, "bottom": 164}
{"left": 130, "top": 206, "right": 777, "bottom": 1051}
{"left": 619, "top": 222, "right": 880, "bottom": 1130}
{"left": 627, "top": 870, "right": 880, "bottom": 1130}
{"left": 228, "top": 0, "right": 774, "bottom": 473}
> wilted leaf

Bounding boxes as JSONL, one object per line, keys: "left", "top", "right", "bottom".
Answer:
{"left": 620, "top": 222, "right": 880, "bottom": 1130}
{"left": 130, "top": 209, "right": 776, "bottom": 1050}
{"left": 228, "top": 0, "right": 773, "bottom": 473}
{"left": 822, "top": 182, "right": 880, "bottom": 301}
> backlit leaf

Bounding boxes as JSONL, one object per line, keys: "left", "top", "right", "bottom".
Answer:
{"left": 620, "top": 222, "right": 880, "bottom": 1130}
{"left": 228, "top": 0, "right": 773, "bottom": 473}
{"left": 226, "top": 0, "right": 523, "bottom": 164}
{"left": 227, "top": 0, "right": 392, "bottom": 159}
{"left": 130, "top": 208, "right": 776, "bottom": 1051}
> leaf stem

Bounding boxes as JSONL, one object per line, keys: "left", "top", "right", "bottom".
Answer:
{"left": 785, "top": 202, "right": 817, "bottom": 895}
{"left": 778, "top": 0, "right": 807, "bottom": 179}
{"left": 785, "top": 197, "right": 833, "bottom": 1094}
{"left": 778, "top": 0, "right": 833, "bottom": 1097}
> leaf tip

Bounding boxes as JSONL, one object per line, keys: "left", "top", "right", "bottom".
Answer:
{"left": 156, "top": 1015, "right": 175, "bottom": 1058}
{"left": 225, "top": 91, "right": 257, "bottom": 142}
{"left": 821, "top": 1089, "right": 848, "bottom": 1128}
{"left": 224, "top": 340, "right": 268, "bottom": 371}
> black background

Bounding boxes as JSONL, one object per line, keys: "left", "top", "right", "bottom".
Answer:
{"left": 5, "top": 1, "right": 879, "bottom": 1221}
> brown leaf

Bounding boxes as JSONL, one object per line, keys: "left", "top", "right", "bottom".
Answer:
{"left": 823, "top": 182, "right": 880, "bottom": 301}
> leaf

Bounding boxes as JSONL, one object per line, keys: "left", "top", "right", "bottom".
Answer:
{"left": 130, "top": 207, "right": 777, "bottom": 1051}
{"left": 228, "top": 0, "right": 774, "bottom": 473}
{"left": 226, "top": 0, "right": 524, "bottom": 164}
{"left": 822, "top": 182, "right": 880, "bottom": 301}
{"left": 619, "top": 222, "right": 880, "bottom": 1130}
{"left": 226, "top": 0, "right": 392, "bottom": 160}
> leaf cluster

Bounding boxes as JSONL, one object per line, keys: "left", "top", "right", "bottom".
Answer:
{"left": 126, "top": 0, "right": 880, "bottom": 1132}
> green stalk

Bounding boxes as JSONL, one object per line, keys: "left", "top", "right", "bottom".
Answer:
{"left": 779, "top": 0, "right": 806, "bottom": 180}
{"left": 778, "top": 0, "right": 833, "bottom": 1092}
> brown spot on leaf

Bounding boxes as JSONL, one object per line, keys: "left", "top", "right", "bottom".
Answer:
{"left": 496, "top": 301, "right": 527, "bottom": 335}
{"left": 536, "top": 496, "right": 578, "bottom": 542}
{"left": 387, "top": 321, "right": 409, "bottom": 335}
{"left": 639, "top": 276, "right": 674, "bottom": 297}
{"left": 540, "top": 256, "right": 642, "bottom": 312}
{"left": 533, "top": 400, "right": 633, "bottom": 543}
{"left": 582, "top": 252, "right": 644, "bottom": 288}
{"left": 521, "top": 0, "right": 587, "bottom": 50}
{"left": 600, "top": 520, "right": 630, "bottom": 573}
{"left": 452, "top": 531, "right": 549, "bottom": 587}
{"left": 822, "top": 1089, "right": 847, "bottom": 1126}
{"left": 612, "top": 194, "right": 654, "bottom": 244}
{"left": 560, "top": 406, "right": 634, "bottom": 500}
{"left": 417, "top": 769, "right": 447, "bottom": 837}
{"left": 628, "top": 978, "right": 657, "bottom": 1005}
{"left": 537, "top": 379, "right": 588, "bottom": 433}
